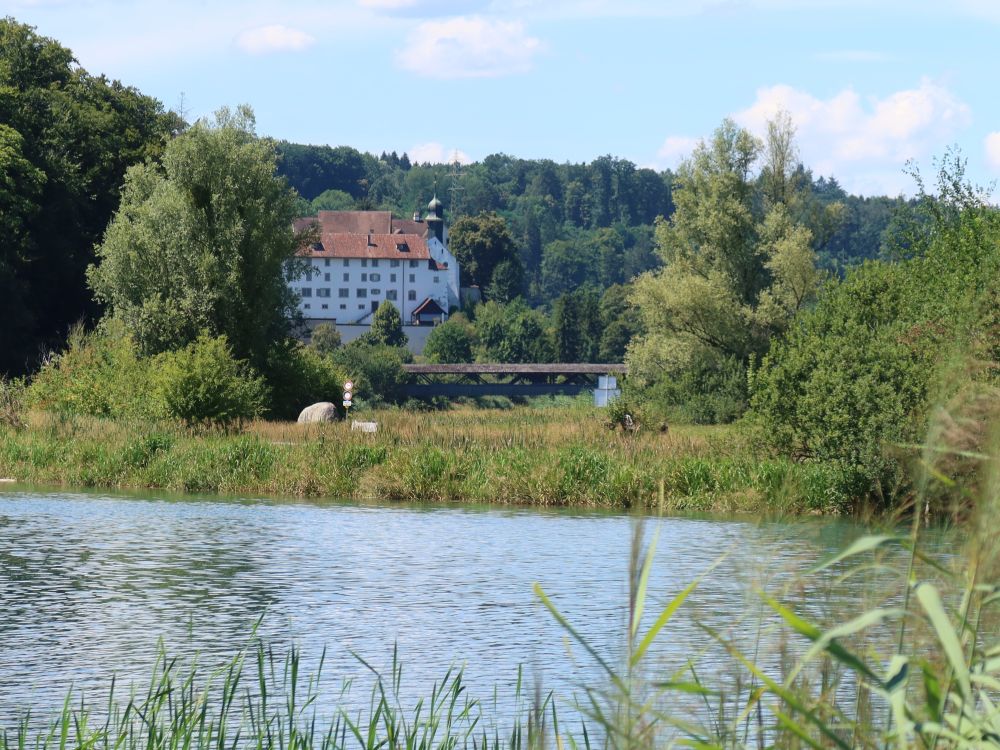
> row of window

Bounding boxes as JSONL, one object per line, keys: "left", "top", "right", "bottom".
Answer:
{"left": 300, "top": 288, "right": 417, "bottom": 301}
{"left": 302, "top": 271, "right": 439, "bottom": 285}
{"left": 313, "top": 258, "right": 423, "bottom": 268}
{"left": 303, "top": 303, "right": 369, "bottom": 311}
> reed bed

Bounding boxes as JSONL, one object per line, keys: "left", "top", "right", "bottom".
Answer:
{"left": 0, "top": 407, "right": 853, "bottom": 513}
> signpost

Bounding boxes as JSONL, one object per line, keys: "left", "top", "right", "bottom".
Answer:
{"left": 343, "top": 380, "right": 353, "bottom": 418}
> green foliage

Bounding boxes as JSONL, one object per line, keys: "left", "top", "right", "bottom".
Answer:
{"left": 263, "top": 341, "right": 347, "bottom": 420}
{"left": 423, "top": 315, "right": 475, "bottom": 363}
{"left": 26, "top": 324, "right": 156, "bottom": 419}
{"left": 87, "top": 106, "right": 304, "bottom": 371}
{"left": 628, "top": 117, "right": 823, "bottom": 423}
{"left": 485, "top": 257, "right": 524, "bottom": 303}
{"left": 552, "top": 287, "right": 601, "bottom": 363}
{"left": 309, "top": 188, "right": 355, "bottom": 213}
{"left": 751, "top": 153, "right": 1000, "bottom": 493}
{"left": 447, "top": 212, "right": 520, "bottom": 295}
{"left": 474, "top": 300, "right": 554, "bottom": 363}
{"left": 367, "top": 301, "right": 408, "bottom": 347}
{"left": 308, "top": 323, "right": 341, "bottom": 354}
{"left": 0, "top": 18, "right": 178, "bottom": 376}
{"left": 643, "top": 349, "right": 748, "bottom": 425}
{"left": 597, "top": 283, "right": 644, "bottom": 362}
{"left": 276, "top": 142, "right": 366, "bottom": 200}
{"left": 330, "top": 342, "right": 411, "bottom": 404}
{"left": 0, "top": 377, "right": 26, "bottom": 429}
{"left": 153, "top": 334, "right": 267, "bottom": 426}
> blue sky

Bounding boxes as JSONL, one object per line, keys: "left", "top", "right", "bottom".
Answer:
{"left": 6, "top": 0, "right": 1000, "bottom": 196}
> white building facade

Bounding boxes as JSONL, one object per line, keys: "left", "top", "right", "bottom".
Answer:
{"left": 289, "top": 200, "right": 460, "bottom": 326}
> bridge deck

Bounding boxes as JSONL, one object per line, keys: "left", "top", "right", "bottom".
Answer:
{"left": 403, "top": 363, "right": 627, "bottom": 375}
{"left": 402, "top": 363, "right": 625, "bottom": 399}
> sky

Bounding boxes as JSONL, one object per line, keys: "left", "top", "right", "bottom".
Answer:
{"left": 5, "top": 0, "right": 1000, "bottom": 196}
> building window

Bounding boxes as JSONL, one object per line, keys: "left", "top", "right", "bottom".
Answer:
{"left": 409, "top": 260, "right": 419, "bottom": 268}
{"left": 390, "top": 259, "right": 400, "bottom": 268}
{"left": 408, "top": 274, "right": 415, "bottom": 283}
{"left": 390, "top": 273, "right": 397, "bottom": 283}
{"left": 357, "top": 289, "right": 367, "bottom": 298}
{"left": 324, "top": 259, "right": 331, "bottom": 267}
{"left": 338, "top": 288, "right": 349, "bottom": 298}
{"left": 304, "top": 303, "right": 311, "bottom": 309}
{"left": 433, "top": 276, "right": 439, "bottom": 284}
{"left": 324, "top": 273, "right": 331, "bottom": 282}
{"left": 305, "top": 270, "right": 313, "bottom": 282}
{"left": 361, "top": 259, "right": 367, "bottom": 267}
{"left": 371, "top": 288, "right": 381, "bottom": 296}
{"left": 317, "top": 288, "right": 331, "bottom": 298}
{"left": 370, "top": 273, "right": 380, "bottom": 282}
{"left": 343, "top": 273, "right": 349, "bottom": 281}
{"left": 372, "top": 259, "right": 379, "bottom": 267}
{"left": 407, "top": 290, "right": 416, "bottom": 301}
{"left": 321, "top": 304, "right": 328, "bottom": 310}
{"left": 300, "top": 288, "right": 312, "bottom": 297}
{"left": 339, "top": 304, "right": 346, "bottom": 310}
{"left": 361, "top": 273, "right": 367, "bottom": 282}
{"left": 386, "top": 290, "right": 397, "bottom": 301}
{"left": 358, "top": 304, "right": 365, "bottom": 310}
{"left": 343, "top": 259, "right": 349, "bottom": 267}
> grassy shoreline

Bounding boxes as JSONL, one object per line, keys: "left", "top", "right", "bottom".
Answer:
{"left": 0, "top": 407, "right": 860, "bottom": 514}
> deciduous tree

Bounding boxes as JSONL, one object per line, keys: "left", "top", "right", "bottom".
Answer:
{"left": 88, "top": 106, "right": 305, "bottom": 371}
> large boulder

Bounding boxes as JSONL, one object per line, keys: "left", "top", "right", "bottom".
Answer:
{"left": 297, "top": 402, "right": 339, "bottom": 424}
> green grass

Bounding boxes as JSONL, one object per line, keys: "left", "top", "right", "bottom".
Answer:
{"left": 0, "top": 407, "right": 860, "bottom": 514}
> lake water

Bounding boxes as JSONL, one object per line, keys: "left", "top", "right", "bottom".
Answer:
{"left": 0, "top": 489, "right": 933, "bottom": 728}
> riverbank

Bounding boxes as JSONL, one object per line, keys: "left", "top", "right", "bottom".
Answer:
{"left": 0, "top": 407, "right": 862, "bottom": 514}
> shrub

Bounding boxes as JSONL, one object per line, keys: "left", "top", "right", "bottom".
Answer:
{"left": 26, "top": 324, "right": 156, "bottom": 419}
{"left": 330, "top": 341, "right": 410, "bottom": 405}
{"left": 154, "top": 334, "right": 267, "bottom": 426}
{"left": 750, "top": 160, "right": 1000, "bottom": 500}
{"left": 264, "top": 341, "right": 347, "bottom": 420}
{"left": 640, "top": 350, "right": 747, "bottom": 425}
{"left": 0, "top": 377, "right": 26, "bottom": 429}
{"left": 309, "top": 323, "right": 341, "bottom": 354}
{"left": 423, "top": 315, "right": 475, "bottom": 363}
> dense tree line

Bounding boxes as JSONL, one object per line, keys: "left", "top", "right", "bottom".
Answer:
{"left": 277, "top": 141, "right": 915, "bottom": 309}
{"left": 0, "top": 17, "right": 181, "bottom": 375}
{"left": 2, "top": 16, "right": 922, "bottom": 395}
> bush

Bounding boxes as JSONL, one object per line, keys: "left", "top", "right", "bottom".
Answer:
{"left": 0, "top": 377, "right": 26, "bottom": 429}
{"left": 264, "top": 341, "right": 347, "bottom": 420}
{"left": 423, "top": 315, "right": 475, "bottom": 363}
{"left": 330, "top": 341, "right": 411, "bottom": 404}
{"left": 154, "top": 334, "right": 267, "bottom": 426}
{"left": 640, "top": 350, "right": 747, "bottom": 425}
{"left": 750, "top": 261, "right": 927, "bottom": 485}
{"left": 750, "top": 161, "right": 1000, "bottom": 500}
{"left": 27, "top": 324, "right": 156, "bottom": 419}
{"left": 309, "top": 323, "right": 341, "bottom": 354}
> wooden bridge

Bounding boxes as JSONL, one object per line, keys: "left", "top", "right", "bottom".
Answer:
{"left": 402, "top": 363, "right": 627, "bottom": 399}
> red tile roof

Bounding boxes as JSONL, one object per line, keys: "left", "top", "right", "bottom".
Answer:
{"left": 299, "top": 233, "right": 430, "bottom": 260}
{"left": 295, "top": 211, "right": 433, "bottom": 260}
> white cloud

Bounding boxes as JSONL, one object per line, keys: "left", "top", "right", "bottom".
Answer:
{"left": 986, "top": 132, "right": 1000, "bottom": 173}
{"left": 655, "top": 135, "right": 699, "bottom": 168}
{"left": 408, "top": 142, "right": 471, "bottom": 164}
{"left": 396, "top": 16, "right": 542, "bottom": 78}
{"left": 733, "top": 79, "right": 971, "bottom": 194}
{"left": 235, "top": 24, "right": 316, "bottom": 54}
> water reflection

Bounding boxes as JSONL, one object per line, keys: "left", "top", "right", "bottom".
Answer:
{"left": 0, "top": 490, "right": 930, "bottom": 725}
